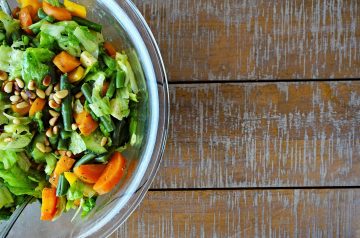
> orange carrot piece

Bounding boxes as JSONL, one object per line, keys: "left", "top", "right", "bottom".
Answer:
{"left": 19, "top": 0, "right": 41, "bottom": 18}
{"left": 103, "top": 42, "right": 117, "bottom": 58}
{"left": 43, "top": 1, "right": 72, "bottom": 21}
{"left": 11, "top": 104, "right": 30, "bottom": 116}
{"left": 50, "top": 156, "right": 76, "bottom": 187}
{"left": 74, "top": 164, "right": 107, "bottom": 184}
{"left": 93, "top": 152, "right": 127, "bottom": 195}
{"left": 74, "top": 110, "right": 98, "bottom": 136}
{"left": 40, "top": 188, "right": 58, "bottom": 221}
{"left": 53, "top": 51, "right": 81, "bottom": 73}
{"left": 19, "top": 6, "right": 33, "bottom": 35}
{"left": 29, "top": 98, "right": 46, "bottom": 116}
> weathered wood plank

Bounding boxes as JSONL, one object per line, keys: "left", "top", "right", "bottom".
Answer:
{"left": 112, "top": 189, "right": 360, "bottom": 238}
{"left": 151, "top": 82, "right": 360, "bottom": 188}
{"left": 134, "top": 0, "right": 360, "bottom": 81}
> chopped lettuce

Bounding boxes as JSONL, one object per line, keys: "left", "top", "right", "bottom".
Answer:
{"left": 73, "top": 26, "right": 99, "bottom": 58}
{"left": 0, "top": 45, "right": 23, "bottom": 79}
{"left": 69, "top": 132, "right": 86, "bottom": 155}
{"left": 0, "top": 163, "right": 42, "bottom": 197}
{"left": 0, "top": 10, "right": 20, "bottom": 37}
{"left": 40, "top": 23, "right": 65, "bottom": 39}
{"left": 0, "top": 124, "right": 33, "bottom": 150}
{"left": 21, "top": 47, "right": 55, "bottom": 87}
{"left": 67, "top": 180, "right": 96, "bottom": 201}
{"left": 39, "top": 32, "right": 56, "bottom": 49}
{"left": 116, "top": 52, "right": 138, "bottom": 94}
{"left": 87, "top": 72, "right": 111, "bottom": 117}
{"left": 0, "top": 151, "right": 18, "bottom": 170}
{"left": 0, "top": 183, "right": 14, "bottom": 209}
{"left": 58, "top": 33, "right": 81, "bottom": 57}
{"left": 81, "top": 197, "right": 96, "bottom": 217}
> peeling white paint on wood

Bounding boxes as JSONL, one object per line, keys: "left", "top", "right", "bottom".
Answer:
{"left": 114, "top": 190, "right": 360, "bottom": 238}
{"left": 151, "top": 82, "right": 360, "bottom": 188}
{"left": 134, "top": 0, "right": 360, "bottom": 81}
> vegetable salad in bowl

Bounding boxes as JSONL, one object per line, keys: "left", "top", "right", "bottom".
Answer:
{"left": 0, "top": 0, "right": 140, "bottom": 222}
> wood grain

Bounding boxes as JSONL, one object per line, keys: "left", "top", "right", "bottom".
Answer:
{"left": 112, "top": 189, "right": 360, "bottom": 238}
{"left": 134, "top": 0, "right": 360, "bottom": 81}
{"left": 151, "top": 82, "right": 360, "bottom": 188}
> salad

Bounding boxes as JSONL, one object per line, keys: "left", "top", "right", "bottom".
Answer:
{"left": 0, "top": 0, "right": 139, "bottom": 221}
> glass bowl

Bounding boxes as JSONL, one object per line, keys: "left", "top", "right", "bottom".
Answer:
{"left": 0, "top": 0, "right": 169, "bottom": 237}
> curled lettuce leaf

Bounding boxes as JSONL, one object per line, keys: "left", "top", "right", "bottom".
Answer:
{"left": 0, "top": 45, "right": 23, "bottom": 79}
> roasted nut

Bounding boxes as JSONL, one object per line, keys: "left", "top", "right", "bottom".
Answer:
{"left": 13, "top": 118, "right": 21, "bottom": 125}
{"left": 49, "top": 100, "right": 60, "bottom": 109}
{"left": 71, "top": 123, "right": 78, "bottom": 131}
{"left": 15, "top": 78, "right": 24, "bottom": 88}
{"left": 28, "top": 80, "right": 36, "bottom": 91}
{"left": 36, "top": 88, "right": 46, "bottom": 99}
{"left": 0, "top": 71, "right": 8, "bottom": 81}
{"left": 10, "top": 95, "right": 21, "bottom": 103}
{"left": 42, "top": 75, "right": 51, "bottom": 87}
{"left": 49, "top": 117, "right": 59, "bottom": 126}
{"left": 4, "top": 81, "right": 13, "bottom": 93}
{"left": 16, "top": 101, "right": 29, "bottom": 109}
{"left": 20, "top": 91, "right": 28, "bottom": 100}
{"left": 36, "top": 143, "right": 46, "bottom": 153}
{"left": 46, "top": 128, "right": 53, "bottom": 138}
{"left": 45, "top": 85, "right": 53, "bottom": 96}
{"left": 49, "top": 110, "right": 60, "bottom": 117}
{"left": 100, "top": 137, "right": 108, "bottom": 147}
{"left": 75, "top": 91, "right": 83, "bottom": 99}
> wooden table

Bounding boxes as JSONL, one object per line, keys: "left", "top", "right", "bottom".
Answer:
{"left": 112, "top": 0, "right": 360, "bottom": 237}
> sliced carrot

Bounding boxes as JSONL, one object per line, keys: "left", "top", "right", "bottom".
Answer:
{"left": 19, "top": 0, "right": 41, "bottom": 18}
{"left": 74, "top": 164, "right": 107, "bottom": 184}
{"left": 103, "top": 42, "right": 117, "bottom": 58}
{"left": 53, "top": 51, "right": 81, "bottom": 73}
{"left": 49, "top": 156, "right": 76, "bottom": 187}
{"left": 43, "top": 1, "right": 72, "bottom": 21}
{"left": 40, "top": 188, "right": 58, "bottom": 221}
{"left": 101, "top": 81, "right": 109, "bottom": 97}
{"left": 74, "top": 110, "right": 98, "bottom": 136}
{"left": 93, "top": 152, "right": 127, "bottom": 195}
{"left": 29, "top": 98, "right": 46, "bottom": 117}
{"left": 19, "top": 6, "right": 33, "bottom": 35}
{"left": 11, "top": 103, "right": 30, "bottom": 116}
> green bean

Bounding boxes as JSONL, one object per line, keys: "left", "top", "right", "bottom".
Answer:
{"left": 99, "top": 122, "right": 110, "bottom": 137}
{"left": 61, "top": 131, "right": 72, "bottom": 140}
{"left": 37, "top": 8, "right": 47, "bottom": 19}
{"left": 60, "top": 75, "right": 72, "bottom": 131}
{"left": 106, "top": 76, "right": 116, "bottom": 98}
{"left": 82, "top": 83, "right": 114, "bottom": 132}
{"left": 95, "top": 153, "right": 111, "bottom": 163}
{"left": 116, "top": 70, "right": 126, "bottom": 89}
{"left": 72, "top": 16, "right": 102, "bottom": 32}
{"left": 56, "top": 174, "right": 69, "bottom": 196}
{"left": 57, "top": 138, "right": 68, "bottom": 151}
{"left": 84, "top": 102, "right": 99, "bottom": 122}
{"left": 74, "top": 153, "right": 97, "bottom": 167}
{"left": 81, "top": 83, "right": 93, "bottom": 103}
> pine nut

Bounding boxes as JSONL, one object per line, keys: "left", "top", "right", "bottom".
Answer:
{"left": 54, "top": 150, "right": 60, "bottom": 156}
{"left": 20, "top": 91, "right": 28, "bottom": 100}
{"left": 49, "top": 117, "right": 59, "bottom": 126}
{"left": 4, "top": 81, "right": 13, "bottom": 93}
{"left": 36, "top": 143, "right": 46, "bottom": 153}
{"left": 14, "top": 82, "right": 21, "bottom": 92}
{"left": 53, "top": 125, "right": 59, "bottom": 135}
{"left": 45, "top": 85, "right": 53, "bottom": 96}
{"left": 54, "top": 83, "right": 60, "bottom": 92}
{"left": 49, "top": 110, "right": 60, "bottom": 117}
{"left": 16, "top": 101, "right": 29, "bottom": 109}
{"left": 4, "top": 137, "right": 13, "bottom": 142}
{"left": 36, "top": 88, "right": 46, "bottom": 99}
{"left": 15, "top": 78, "right": 24, "bottom": 88}
{"left": 10, "top": 95, "right": 21, "bottom": 103}
{"left": 71, "top": 123, "right": 78, "bottom": 131}
{"left": 49, "top": 100, "right": 60, "bottom": 109}
{"left": 55, "top": 90, "right": 69, "bottom": 99}
{"left": 28, "top": 80, "right": 36, "bottom": 91}
{"left": 53, "top": 94, "right": 62, "bottom": 104}
{"left": 13, "top": 118, "right": 20, "bottom": 125}
{"left": 100, "top": 137, "right": 107, "bottom": 147}
{"left": 59, "top": 150, "right": 66, "bottom": 156}
{"left": 66, "top": 151, "right": 72, "bottom": 157}
{"left": 46, "top": 128, "right": 53, "bottom": 137}
{"left": 42, "top": 75, "right": 51, "bottom": 87}
{"left": 0, "top": 71, "right": 8, "bottom": 81}
{"left": 75, "top": 91, "right": 83, "bottom": 99}
{"left": 14, "top": 91, "right": 20, "bottom": 96}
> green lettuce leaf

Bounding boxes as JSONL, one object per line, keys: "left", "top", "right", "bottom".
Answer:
{"left": 0, "top": 45, "right": 23, "bottom": 79}
{"left": 69, "top": 132, "right": 86, "bottom": 155}
{"left": 0, "top": 10, "right": 20, "bottom": 37}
